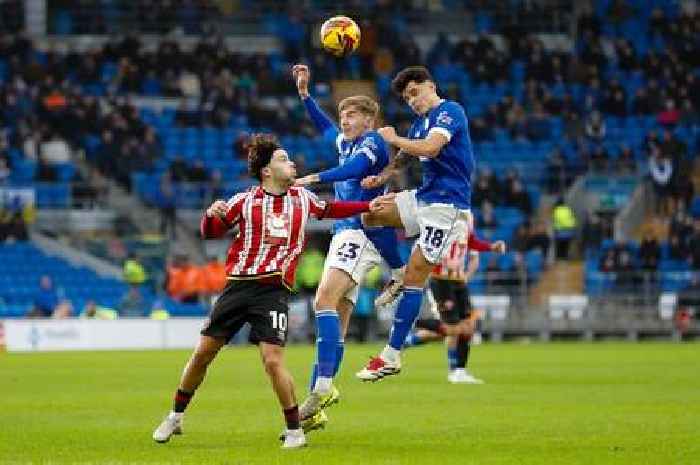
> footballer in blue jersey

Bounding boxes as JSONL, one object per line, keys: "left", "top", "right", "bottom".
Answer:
{"left": 287, "top": 64, "right": 405, "bottom": 434}
{"left": 356, "top": 66, "right": 480, "bottom": 382}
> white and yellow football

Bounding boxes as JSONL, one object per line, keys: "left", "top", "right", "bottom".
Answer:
{"left": 320, "top": 16, "right": 361, "bottom": 57}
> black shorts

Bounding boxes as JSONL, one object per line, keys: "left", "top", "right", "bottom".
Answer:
{"left": 430, "top": 278, "right": 472, "bottom": 324}
{"left": 201, "top": 280, "right": 290, "bottom": 346}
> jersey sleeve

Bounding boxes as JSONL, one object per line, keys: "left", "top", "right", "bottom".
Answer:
{"left": 354, "top": 134, "right": 383, "bottom": 166}
{"left": 318, "top": 154, "right": 371, "bottom": 183}
{"left": 201, "top": 192, "right": 246, "bottom": 239}
{"left": 224, "top": 192, "right": 247, "bottom": 224}
{"left": 428, "top": 101, "right": 466, "bottom": 142}
{"left": 303, "top": 188, "right": 328, "bottom": 219}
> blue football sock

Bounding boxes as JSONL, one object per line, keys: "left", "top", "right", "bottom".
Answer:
{"left": 332, "top": 340, "right": 345, "bottom": 377}
{"left": 448, "top": 347, "right": 458, "bottom": 371}
{"left": 315, "top": 310, "right": 340, "bottom": 378}
{"left": 388, "top": 287, "right": 423, "bottom": 350}
{"left": 308, "top": 363, "right": 318, "bottom": 392}
{"left": 403, "top": 332, "right": 423, "bottom": 348}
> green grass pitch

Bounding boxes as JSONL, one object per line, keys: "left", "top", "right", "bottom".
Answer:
{"left": 1, "top": 342, "right": 698, "bottom": 465}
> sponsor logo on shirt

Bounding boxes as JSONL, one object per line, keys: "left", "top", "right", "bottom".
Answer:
{"left": 360, "top": 137, "right": 378, "bottom": 152}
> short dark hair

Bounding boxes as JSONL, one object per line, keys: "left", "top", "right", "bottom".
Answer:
{"left": 391, "top": 66, "right": 434, "bottom": 96}
{"left": 247, "top": 133, "right": 281, "bottom": 181}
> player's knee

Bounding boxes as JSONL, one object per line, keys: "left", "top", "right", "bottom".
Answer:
{"left": 192, "top": 349, "right": 217, "bottom": 367}
{"left": 314, "top": 287, "right": 341, "bottom": 311}
{"left": 262, "top": 353, "right": 283, "bottom": 375}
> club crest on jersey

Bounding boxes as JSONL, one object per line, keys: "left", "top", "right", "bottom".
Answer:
{"left": 437, "top": 111, "right": 453, "bottom": 126}
{"left": 265, "top": 212, "right": 289, "bottom": 245}
{"left": 360, "top": 137, "right": 377, "bottom": 151}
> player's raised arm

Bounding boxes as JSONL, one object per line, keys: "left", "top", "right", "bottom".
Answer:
{"left": 200, "top": 194, "right": 245, "bottom": 239}
{"left": 292, "top": 64, "right": 339, "bottom": 141}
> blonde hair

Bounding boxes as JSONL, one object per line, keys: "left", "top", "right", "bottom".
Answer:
{"left": 338, "top": 95, "right": 379, "bottom": 119}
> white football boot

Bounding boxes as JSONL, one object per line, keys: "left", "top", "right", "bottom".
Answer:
{"left": 281, "top": 428, "right": 307, "bottom": 449}
{"left": 447, "top": 368, "right": 484, "bottom": 384}
{"left": 153, "top": 411, "right": 183, "bottom": 443}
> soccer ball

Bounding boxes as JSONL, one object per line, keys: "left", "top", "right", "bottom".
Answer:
{"left": 320, "top": 16, "right": 361, "bottom": 57}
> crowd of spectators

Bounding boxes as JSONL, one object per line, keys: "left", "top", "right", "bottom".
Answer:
{"left": 45, "top": 0, "right": 573, "bottom": 36}
{"left": 596, "top": 214, "right": 700, "bottom": 295}
{"left": 0, "top": 0, "right": 698, "bottom": 305}
{"left": 1, "top": 1, "right": 697, "bottom": 194}
{"left": 472, "top": 168, "right": 534, "bottom": 214}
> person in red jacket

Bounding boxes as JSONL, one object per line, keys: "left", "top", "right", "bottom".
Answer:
{"left": 152, "top": 133, "right": 374, "bottom": 449}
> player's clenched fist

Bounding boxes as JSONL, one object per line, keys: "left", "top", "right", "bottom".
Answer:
{"left": 369, "top": 192, "right": 396, "bottom": 213}
{"left": 491, "top": 240, "right": 507, "bottom": 254}
{"left": 377, "top": 126, "right": 398, "bottom": 144}
{"left": 291, "top": 64, "right": 310, "bottom": 98}
{"left": 361, "top": 175, "right": 383, "bottom": 189}
{"left": 206, "top": 200, "right": 228, "bottom": 219}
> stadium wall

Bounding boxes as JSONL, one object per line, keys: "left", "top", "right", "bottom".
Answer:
{"left": 3, "top": 318, "right": 204, "bottom": 352}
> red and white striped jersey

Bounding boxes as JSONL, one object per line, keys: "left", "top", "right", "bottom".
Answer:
{"left": 202, "top": 186, "right": 328, "bottom": 288}
{"left": 432, "top": 240, "right": 473, "bottom": 281}
{"left": 431, "top": 233, "right": 492, "bottom": 281}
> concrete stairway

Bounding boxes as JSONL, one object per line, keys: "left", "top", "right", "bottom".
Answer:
{"left": 529, "top": 260, "right": 585, "bottom": 306}
{"left": 74, "top": 153, "right": 205, "bottom": 263}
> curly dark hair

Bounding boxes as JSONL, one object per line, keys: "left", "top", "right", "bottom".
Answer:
{"left": 391, "top": 66, "right": 434, "bottom": 96}
{"left": 247, "top": 133, "right": 281, "bottom": 181}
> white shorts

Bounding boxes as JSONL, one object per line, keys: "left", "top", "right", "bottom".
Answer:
{"left": 395, "top": 189, "right": 420, "bottom": 238}
{"left": 396, "top": 190, "right": 473, "bottom": 265}
{"left": 322, "top": 228, "right": 383, "bottom": 305}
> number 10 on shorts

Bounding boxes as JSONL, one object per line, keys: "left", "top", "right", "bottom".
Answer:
{"left": 269, "top": 311, "right": 287, "bottom": 331}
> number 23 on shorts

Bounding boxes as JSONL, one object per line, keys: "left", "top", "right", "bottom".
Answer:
{"left": 337, "top": 242, "right": 360, "bottom": 259}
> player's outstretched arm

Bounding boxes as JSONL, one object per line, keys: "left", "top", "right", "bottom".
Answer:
{"left": 292, "top": 64, "right": 339, "bottom": 140}
{"left": 315, "top": 200, "right": 371, "bottom": 219}
{"left": 296, "top": 152, "right": 372, "bottom": 187}
{"left": 378, "top": 126, "right": 448, "bottom": 158}
{"left": 467, "top": 235, "right": 507, "bottom": 253}
{"left": 304, "top": 188, "right": 371, "bottom": 219}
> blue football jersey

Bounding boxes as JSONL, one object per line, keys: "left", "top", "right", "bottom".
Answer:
{"left": 408, "top": 100, "right": 475, "bottom": 210}
{"left": 332, "top": 131, "right": 389, "bottom": 232}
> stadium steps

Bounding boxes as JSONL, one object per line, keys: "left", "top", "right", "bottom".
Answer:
{"left": 630, "top": 154, "right": 700, "bottom": 241}
{"left": 30, "top": 231, "right": 122, "bottom": 280}
{"left": 103, "top": 169, "right": 205, "bottom": 263}
{"left": 529, "top": 261, "right": 584, "bottom": 306}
